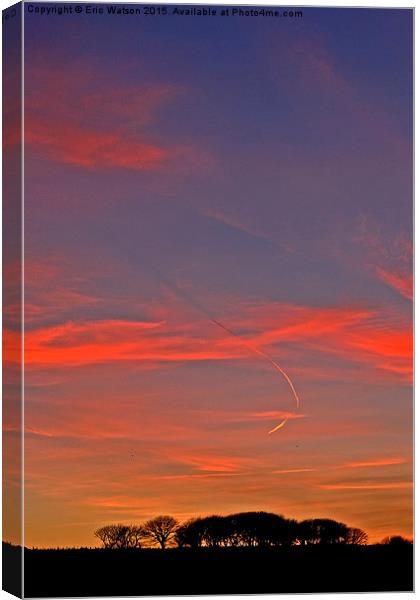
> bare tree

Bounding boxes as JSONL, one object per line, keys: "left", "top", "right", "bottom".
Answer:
{"left": 143, "top": 515, "right": 179, "bottom": 549}
{"left": 94, "top": 524, "right": 143, "bottom": 549}
{"left": 127, "top": 525, "right": 144, "bottom": 548}
{"left": 345, "top": 528, "right": 368, "bottom": 545}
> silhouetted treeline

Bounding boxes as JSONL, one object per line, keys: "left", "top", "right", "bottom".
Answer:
{"left": 95, "top": 515, "right": 179, "bottom": 549}
{"left": 380, "top": 535, "right": 413, "bottom": 546}
{"left": 94, "top": 511, "right": 371, "bottom": 549}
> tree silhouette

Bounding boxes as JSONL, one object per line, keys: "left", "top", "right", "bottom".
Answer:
{"left": 143, "top": 515, "right": 179, "bottom": 549}
{"left": 174, "top": 512, "right": 299, "bottom": 548}
{"left": 94, "top": 524, "right": 143, "bottom": 549}
{"left": 93, "top": 513, "right": 370, "bottom": 550}
{"left": 200, "top": 515, "right": 231, "bottom": 547}
{"left": 380, "top": 535, "right": 412, "bottom": 546}
{"left": 346, "top": 527, "right": 368, "bottom": 545}
{"left": 297, "top": 519, "right": 350, "bottom": 545}
{"left": 228, "top": 512, "right": 297, "bottom": 547}
{"left": 176, "top": 518, "right": 205, "bottom": 549}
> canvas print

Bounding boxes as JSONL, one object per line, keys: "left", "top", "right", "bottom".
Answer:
{"left": 2, "top": 2, "right": 413, "bottom": 596}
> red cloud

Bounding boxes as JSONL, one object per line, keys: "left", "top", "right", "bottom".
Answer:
{"left": 231, "top": 302, "right": 412, "bottom": 382}
{"left": 26, "top": 120, "right": 172, "bottom": 171}
{"left": 25, "top": 65, "right": 209, "bottom": 172}
{"left": 3, "top": 329, "right": 21, "bottom": 365}
{"left": 24, "top": 323, "right": 201, "bottom": 367}
{"left": 18, "top": 298, "right": 412, "bottom": 384}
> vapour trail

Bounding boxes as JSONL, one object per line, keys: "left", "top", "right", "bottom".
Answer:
{"left": 97, "top": 230, "right": 300, "bottom": 433}
{"left": 153, "top": 270, "right": 300, "bottom": 434}
{"left": 211, "top": 319, "right": 300, "bottom": 433}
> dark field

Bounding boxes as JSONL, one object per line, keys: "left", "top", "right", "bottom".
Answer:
{"left": 17, "top": 544, "right": 413, "bottom": 597}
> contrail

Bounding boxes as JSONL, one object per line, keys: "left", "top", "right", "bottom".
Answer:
{"left": 268, "top": 419, "right": 288, "bottom": 434}
{"left": 147, "top": 267, "right": 300, "bottom": 434}
{"left": 211, "top": 319, "right": 300, "bottom": 433}
{"left": 95, "top": 231, "right": 300, "bottom": 434}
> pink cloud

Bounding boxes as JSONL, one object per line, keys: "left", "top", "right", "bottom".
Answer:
{"left": 25, "top": 65, "right": 210, "bottom": 172}
{"left": 26, "top": 120, "right": 173, "bottom": 171}
{"left": 375, "top": 267, "right": 413, "bottom": 301}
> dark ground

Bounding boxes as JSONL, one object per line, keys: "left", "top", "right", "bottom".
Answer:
{"left": 4, "top": 543, "right": 414, "bottom": 597}
{"left": 2, "top": 543, "right": 22, "bottom": 598}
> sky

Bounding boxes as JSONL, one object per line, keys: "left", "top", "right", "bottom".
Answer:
{"left": 6, "top": 4, "right": 414, "bottom": 547}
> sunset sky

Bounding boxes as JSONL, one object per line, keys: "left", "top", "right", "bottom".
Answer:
{"left": 13, "top": 5, "right": 413, "bottom": 547}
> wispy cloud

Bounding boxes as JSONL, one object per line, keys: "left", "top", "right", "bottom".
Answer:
{"left": 16, "top": 297, "right": 412, "bottom": 384}
{"left": 375, "top": 267, "right": 413, "bottom": 301}
{"left": 202, "top": 209, "right": 295, "bottom": 254}
{"left": 26, "top": 64, "right": 209, "bottom": 172}
{"left": 27, "top": 120, "right": 174, "bottom": 171}
{"left": 345, "top": 458, "right": 405, "bottom": 469}
{"left": 320, "top": 482, "right": 412, "bottom": 491}
{"left": 355, "top": 218, "right": 413, "bottom": 300}
{"left": 273, "top": 468, "right": 317, "bottom": 475}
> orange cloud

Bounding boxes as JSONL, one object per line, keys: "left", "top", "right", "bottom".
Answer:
{"left": 232, "top": 303, "right": 412, "bottom": 382}
{"left": 167, "top": 450, "right": 255, "bottom": 474}
{"left": 345, "top": 458, "right": 405, "bottom": 469}
{"left": 151, "top": 472, "right": 242, "bottom": 481}
{"left": 273, "top": 458, "right": 407, "bottom": 476}
{"left": 345, "top": 327, "right": 412, "bottom": 360}
{"left": 273, "top": 468, "right": 317, "bottom": 474}
{"left": 320, "top": 483, "right": 412, "bottom": 491}
{"left": 233, "top": 410, "right": 305, "bottom": 423}
{"left": 22, "top": 388, "right": 412, "bottom": 547}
